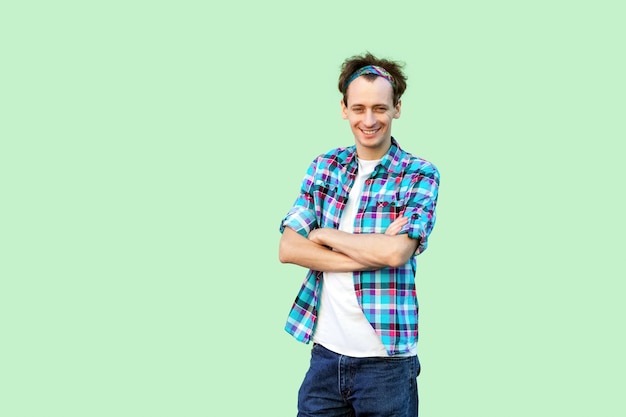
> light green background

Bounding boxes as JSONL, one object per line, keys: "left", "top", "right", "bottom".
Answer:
{"left": 2, "top": 1, "right": 624, "bottom": 416}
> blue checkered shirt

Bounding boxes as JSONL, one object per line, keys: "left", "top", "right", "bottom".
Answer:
{"left": 280, "top": 138, "right": 439, "bottom": 355}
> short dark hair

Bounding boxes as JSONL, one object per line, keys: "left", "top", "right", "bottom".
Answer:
{"left": 338, "top": 52, "right": 407, "bottom": 106}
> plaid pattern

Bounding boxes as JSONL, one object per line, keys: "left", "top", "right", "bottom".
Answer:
{"left": 280, "top": 138, "right": 439, "bottom": 355}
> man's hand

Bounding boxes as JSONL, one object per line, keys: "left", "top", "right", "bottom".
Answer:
{"left": 384, "top": 216, "right": 408, "bottom": 236}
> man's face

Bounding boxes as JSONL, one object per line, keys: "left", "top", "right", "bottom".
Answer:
{"left": 341, "top": 76, "right": 401, "bottom": 160}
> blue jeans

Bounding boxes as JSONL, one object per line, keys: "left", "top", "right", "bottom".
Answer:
{"left": 298, "top": 344, "right": 420, "bottom": 417}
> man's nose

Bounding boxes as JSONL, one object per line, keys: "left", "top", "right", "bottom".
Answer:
{"left": 363, "top": 109, "right": 376, "bottom": 126}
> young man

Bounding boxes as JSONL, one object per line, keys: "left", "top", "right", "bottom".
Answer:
{"left": 279, "top": 52, "right": 440, "bottom": 417}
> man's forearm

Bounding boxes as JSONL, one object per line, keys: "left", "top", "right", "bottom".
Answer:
{"left": 279, "top": 227, "right": 376, "bottom": 272}
{"left": 308, "top": 228, "right": 418, "bottom": 268}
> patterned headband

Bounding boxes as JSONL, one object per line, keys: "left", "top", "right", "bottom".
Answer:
{"left": 344, "top": 65, "right": 396, "bottom": 90}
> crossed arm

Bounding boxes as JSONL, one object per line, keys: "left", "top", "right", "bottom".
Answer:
{"left": 278, "top": 217, "right": 419, "bottom": 272}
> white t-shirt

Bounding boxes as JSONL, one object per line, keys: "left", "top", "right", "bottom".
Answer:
{"left": 312, "top": 158, "right": 392, "bottom": 357}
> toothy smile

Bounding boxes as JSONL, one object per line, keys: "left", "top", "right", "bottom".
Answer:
{"left": 361, "top": 129, "right": 380, "bottom": 135}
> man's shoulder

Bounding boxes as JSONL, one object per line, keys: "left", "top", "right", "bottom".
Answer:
{"left": 408, "top": 154, "right": 439, "bottom": 175}
{"left": 312, "top": 145, "right": 355, "bottom": 166}
{"left": 393, "top": 147, "right": 439, "bottom": 180}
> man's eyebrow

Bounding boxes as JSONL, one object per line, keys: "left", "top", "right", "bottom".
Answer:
{"left": 350, "top": 103, "right": 388, "bottom": 108}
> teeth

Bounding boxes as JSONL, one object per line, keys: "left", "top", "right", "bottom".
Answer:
{"left": 363, "top": 129, "right": 378, "bottom": 134}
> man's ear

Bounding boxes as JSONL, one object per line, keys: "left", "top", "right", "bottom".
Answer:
{"left": 341, "top": 99, "right": 348, "bottom": 119}
{"left": 394, "top": 99, "right": 402, "bottom": 119}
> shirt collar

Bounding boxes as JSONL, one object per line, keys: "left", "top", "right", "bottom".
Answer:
{"left": 340, "top": 137, "right": 405, "bottom": 174}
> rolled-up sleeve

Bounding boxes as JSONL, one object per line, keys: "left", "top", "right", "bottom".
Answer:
{"left": 279, "top": 161, "right": 319, "bottom": 237}
{"left": 402, "top": 163, "right": 440, "bottom": 255}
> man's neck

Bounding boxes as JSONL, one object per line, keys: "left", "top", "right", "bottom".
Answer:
{"left": 356, "top": 143, "right": 391, "bottom": 160}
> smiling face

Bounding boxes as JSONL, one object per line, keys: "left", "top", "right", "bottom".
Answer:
{"left": 341, "top": 76, "right": 401, "bottom": 160}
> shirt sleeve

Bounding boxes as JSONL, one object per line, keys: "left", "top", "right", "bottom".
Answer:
{"left": 279, "top": 159, "right": 319, "bottom": 237}
{"left": 401, "top": 162, "right": 440, "bottom": 255}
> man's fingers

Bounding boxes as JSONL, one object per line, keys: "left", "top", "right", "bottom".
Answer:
{"left": 384, "top": 216, "right": 409, "bottom": 235}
